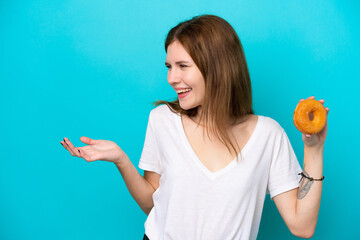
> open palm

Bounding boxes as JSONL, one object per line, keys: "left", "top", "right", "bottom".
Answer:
{"left": 60, "top": 136, "right": 125, "bottom": 163}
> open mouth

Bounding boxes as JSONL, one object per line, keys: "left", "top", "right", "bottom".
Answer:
{"left": 176, "top": 88, "right": 192, "bottom": 98}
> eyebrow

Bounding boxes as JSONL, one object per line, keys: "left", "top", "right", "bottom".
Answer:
{"left": 165, "top": 61, "right": 190, "bottom": 65}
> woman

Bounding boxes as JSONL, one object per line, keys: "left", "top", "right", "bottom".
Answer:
{"left": 61, "top": 15, "right": 328, "bottom": 240}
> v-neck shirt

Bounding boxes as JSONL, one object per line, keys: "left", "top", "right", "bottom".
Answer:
{"left": 139, "top": 105, "right": 302, "bottom": 240}
{"left": 178, "top": 114, "right": 260, "bottom": 180}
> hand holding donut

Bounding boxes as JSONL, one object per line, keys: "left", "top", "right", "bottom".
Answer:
{"left": 293, "top": 96, "right": 329, "bottom": 147}
{"left": 60, "top": 137, "right": 127, "bottom": 163}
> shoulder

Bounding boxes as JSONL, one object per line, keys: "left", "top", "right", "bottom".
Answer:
{"left": 257, "top": 115, "right": 286, "bottom": 135}
{"left": 254, "top": 116, "right": 292, "bottom": 151}
{"left": 148, "top": 104, "right": 179, "bottom": 124}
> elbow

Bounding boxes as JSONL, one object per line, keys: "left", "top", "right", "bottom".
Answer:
{"left": 140, "top": 202, "right": 154, "bottom": 216}
{"left": 143, "top": 206, "right": 153, "bottom": 216}
{"left": 290, "top": 226, "right": 316, "bottom": 239}
{"left": 293, "top": 231, "right": 315, "bottom": 239}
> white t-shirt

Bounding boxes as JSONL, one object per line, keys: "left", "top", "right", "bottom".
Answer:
{"left": 139, "top": 105, "right": 302, "bottom": 240}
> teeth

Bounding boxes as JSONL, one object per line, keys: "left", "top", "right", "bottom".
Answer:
{"left": 176, "top": 89, "right": 191, "bottom": 94}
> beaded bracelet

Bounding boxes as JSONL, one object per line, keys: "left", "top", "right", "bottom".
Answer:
{"left": 298, "top": 172, "right": 325, "bottom": 182}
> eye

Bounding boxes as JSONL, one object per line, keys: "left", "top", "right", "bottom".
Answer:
{"left": 165, "top": 64, "right": 171, "bottom": 69}
{"left": 180, "top": 64, "right": 188, "bottom": 68}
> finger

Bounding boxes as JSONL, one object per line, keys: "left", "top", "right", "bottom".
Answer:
{"left": 63, "top": 137, "right": 72, "bottom": 148}
{"left": 61, "top": 139, "right": 76, "bottom": 156}
{"left": 298, "top": 98, "right": 305, "bottom": 103}
{"left": 325, "top": 107, "right": 329, "bottom": 113}
{"left": 78, "top": 148, "right": 86, "bottom": 159}
{"left": 77, "top": 147, "right": 93, "bottom": 161}
{"left": 80, "top": 136, "right": 98, "bottom": 145}
{"left": 302, "top": 133, "right": 312, "bottom": 138}
{"left": 64, "top": 138, "right": 80, "bottom": 157}
{"left": 77, "top": 147, "right": 91, "bottom": 156}
{"left": 60, "top": 141, "right": 69, "bottom": 151}
{"left": 319, "top": 99, "right": 325, "bottom": 104}
{"left": 308, "top": 96, "right": 315, "bottom": 100}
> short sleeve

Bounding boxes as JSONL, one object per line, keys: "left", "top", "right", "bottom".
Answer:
{"left": 267, "top": 130, "right": 302, "bottom": 199}
{"left": 138, "top": 111, "right": 162, "bottom": 175}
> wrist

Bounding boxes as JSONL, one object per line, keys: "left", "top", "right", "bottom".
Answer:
{"left": 304, "top": 144, "right": 324, "bottom": 156}
{"left": 114, "top": 154, "right": 130, "bottom": 168}
{"left": 303, "top": 146, "right": 324, "bottom": 177}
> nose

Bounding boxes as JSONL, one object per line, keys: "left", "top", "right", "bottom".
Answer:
{"left": 167, "top": 68, "right": 181, "bottom": 86}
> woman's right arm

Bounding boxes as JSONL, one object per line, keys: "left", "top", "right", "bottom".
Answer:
{"left": 114, "top": 158, "right": 160, "bottom": 215}
{"left": 60, "top": 136, "right": 160, "bottom": 215}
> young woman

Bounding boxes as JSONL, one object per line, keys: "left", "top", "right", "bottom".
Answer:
{"left": 61, "top": 15, "right": 328, "bottom": 240}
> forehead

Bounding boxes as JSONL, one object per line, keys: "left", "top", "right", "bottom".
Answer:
{"left": 166, "top": 41, "right": 193, "bottom": 62}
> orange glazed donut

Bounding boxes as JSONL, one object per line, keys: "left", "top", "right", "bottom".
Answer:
{"left": 293, "top": 99, "right": 327, "bottom": 134}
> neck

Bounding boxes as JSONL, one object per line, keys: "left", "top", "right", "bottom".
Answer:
{"left": 190, "top": 106, "right": 251, "bottom": 128}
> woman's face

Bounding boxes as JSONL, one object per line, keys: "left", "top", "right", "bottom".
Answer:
{"left": 165, "top": 41, "right": 205, "bottom": 110}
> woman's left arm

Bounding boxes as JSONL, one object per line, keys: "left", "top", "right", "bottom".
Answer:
{"left": 273, "top": 97, "right": 329, "bottom": 239}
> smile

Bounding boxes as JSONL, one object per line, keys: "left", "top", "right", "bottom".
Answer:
{"left": 176, "top": 88, "right": 192, "bottom": 94}
{"left": 176, "top": 88, "right": 192, "bottom": 99}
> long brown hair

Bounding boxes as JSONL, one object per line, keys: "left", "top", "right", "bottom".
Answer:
{"left": 155, "top": 15, "right": 253, "bottom": 156}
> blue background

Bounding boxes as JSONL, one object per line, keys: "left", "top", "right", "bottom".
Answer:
{"left": 1, "top": 0, "right": 359, "bottom": 239}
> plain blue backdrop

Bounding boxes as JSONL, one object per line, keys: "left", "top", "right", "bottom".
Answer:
{"left": 1, "top": 0, "right": 359, "bottom": 239}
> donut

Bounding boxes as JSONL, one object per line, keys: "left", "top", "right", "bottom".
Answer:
{"left": 293, "top": 99, "right": 327, "bottom": 134}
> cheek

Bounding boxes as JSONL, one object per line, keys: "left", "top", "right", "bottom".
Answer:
{"left": 166, "top": 70, "right": 172, "bottom": 84}
{"left": 197, "top": 76, "right": 206, "bottom": 94}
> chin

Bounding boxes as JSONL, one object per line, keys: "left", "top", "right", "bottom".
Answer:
{"left": 179, "top": 104, "right": 192, "bottom": 110}
{"left": 179, "top": 101, "right": 200, "bottom": 111}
